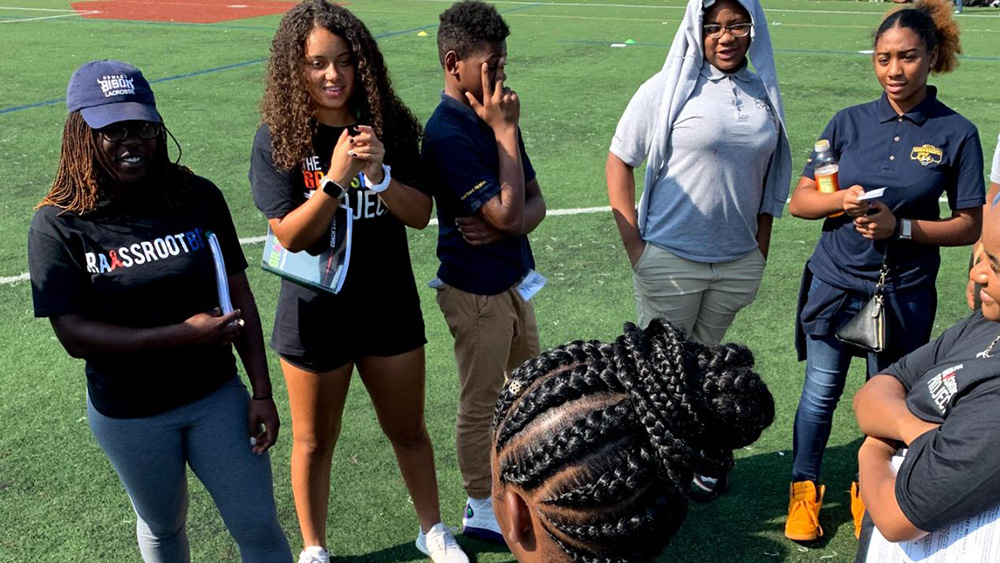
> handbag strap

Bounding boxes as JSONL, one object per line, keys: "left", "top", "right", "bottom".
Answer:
{"left": 874, "top": 241, "right": 890, "bottom": 294}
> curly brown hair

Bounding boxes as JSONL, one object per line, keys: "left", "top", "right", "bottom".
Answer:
{"left": 260, "top": 0, "right": 422, "bottom": 170}
{"left": 876, "top": 0, "right": 962, "bottom": 74}
{"left": 38, "top": 112, "right": 188, "bottom": 214}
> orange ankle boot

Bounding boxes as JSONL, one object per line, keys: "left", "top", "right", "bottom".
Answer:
{"left": 785, "top": 481, "right": 825, "bottom": 542}
{"left": 851, "top": 481, "right": 866, "bottom": 540}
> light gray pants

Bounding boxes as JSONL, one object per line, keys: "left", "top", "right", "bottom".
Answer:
{"left": 88, "top": 379, "right": 292, "bottom": 563}
{"left": 632, "top": 244, "right": 765, "bottom": 345}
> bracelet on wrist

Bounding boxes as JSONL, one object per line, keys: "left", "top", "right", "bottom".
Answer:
{"left": 362, "top": 164, "right": 392, "bottom": 193}
{"left": 251, "top": 394, "right": 272, "bottom": 401}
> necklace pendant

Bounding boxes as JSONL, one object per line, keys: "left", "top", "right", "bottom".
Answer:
{"left": 977, "top": 350, "right": 990, "bottom": 359}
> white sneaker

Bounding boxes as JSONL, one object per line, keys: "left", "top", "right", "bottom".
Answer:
{"left": 416, "top": 523, "right": 469, "bottom": 563}
{"left": 298, "top": 546, "right": 330, "bottom": 563}
{"left": 461, "top": 496, "right": 505, "bottom": 544}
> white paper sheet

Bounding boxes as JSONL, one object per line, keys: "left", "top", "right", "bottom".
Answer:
{"left": 858, "top": 188, "right": 887, "bottom": 201}
{"left": 864, "top": 454, "right": 1000, "bottom": 563}
{"left": 516, "top": 269, "right": 547, "bottom": 302}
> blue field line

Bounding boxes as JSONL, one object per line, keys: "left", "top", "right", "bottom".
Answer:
{"left": 0, "top": 60, "right": 267, "bottom": 116}
{"left": 556, "top": 39, "right": 1000, "bottom": 62}
{"left": 0, "top": 4, "right": 541, "bottom": 117}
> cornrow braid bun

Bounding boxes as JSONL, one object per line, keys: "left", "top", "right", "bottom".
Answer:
{"left": 611, "top": 318, "right": 774, "bottom": 492}
{"left": 697, "top": 343, "right": 775, "bottom": 450}
{"left": 491, "top": 318, "right": 774, "bottom": 563}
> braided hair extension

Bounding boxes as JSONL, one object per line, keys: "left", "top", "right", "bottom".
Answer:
{"left": 493, "top": 318, "right": 774, "bottom": 562}
{"left": 38, "top": 111, "right": 189, "bottom": 214}
{"left": 261, "top": 0, "right": 423, "bottom": 171}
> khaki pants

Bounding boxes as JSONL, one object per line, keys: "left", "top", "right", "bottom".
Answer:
{"left": 633, "top": 244, "right": 765, "bottom": 346}
{"left": 436, "top": 283, "right": 540, "bottom": 499}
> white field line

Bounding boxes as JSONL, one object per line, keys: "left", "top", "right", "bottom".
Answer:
{"left": 415, "top": 0, "right": 1000, "bottom": 17}
{"left": 0, "top": 205, "right": 614, "bottom": 287}
{"left": 0, "top": 196, "right": 963, "bottom": 287}
{"left": 0, "top": 11, "right": 98, "bottom": 23}
{"left": 1, "top": 273, "right": 29, "bottom": 285}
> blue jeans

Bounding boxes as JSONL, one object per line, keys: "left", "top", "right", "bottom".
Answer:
{"left": 791, "top": 283, "right": 934, "bottom": 483}
{"left": 88, "top": 379, "right": 292, "bottom": 563}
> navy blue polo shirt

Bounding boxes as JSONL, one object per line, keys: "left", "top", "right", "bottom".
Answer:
{"left": 802, "top": 87, "right": 984, "bottom": 293}
{"left": 421, "top": 93, "right": 536, "bottom": 295}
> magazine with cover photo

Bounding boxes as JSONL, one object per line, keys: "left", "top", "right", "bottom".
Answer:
{"left": 261, "top": 200, "right": 352, "bottom": 294}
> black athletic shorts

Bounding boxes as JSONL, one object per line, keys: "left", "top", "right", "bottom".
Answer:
{"left": 270, "top": 277, "right": 426, "bottom": 373}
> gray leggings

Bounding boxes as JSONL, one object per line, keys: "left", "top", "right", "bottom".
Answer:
{"left": 88, "top": 379, "right": 292, "bottom": 563}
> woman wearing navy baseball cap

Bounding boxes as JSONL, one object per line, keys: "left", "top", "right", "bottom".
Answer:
{"left": 28, "top": 60, "right": 293, "bottom": 563}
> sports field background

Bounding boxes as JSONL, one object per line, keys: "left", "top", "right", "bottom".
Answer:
{"left": 1, "top": 0, "right": 998, "bottom": 561}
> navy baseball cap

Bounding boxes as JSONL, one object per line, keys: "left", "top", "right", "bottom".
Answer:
{"left": 66, "top": 60, "right": 161, "bottom": 129}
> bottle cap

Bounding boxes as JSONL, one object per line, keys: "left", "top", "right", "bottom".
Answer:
{"left": 814, "top": 139, "right": 831, "bottom": 152}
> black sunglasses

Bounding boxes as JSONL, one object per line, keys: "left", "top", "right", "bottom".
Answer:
{"left": 98, "top": 121, "right": 162, "bottom": 143}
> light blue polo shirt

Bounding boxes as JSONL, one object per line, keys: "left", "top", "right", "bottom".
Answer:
{"left": 611, "top": 61, "right": 779, "bottom": 263}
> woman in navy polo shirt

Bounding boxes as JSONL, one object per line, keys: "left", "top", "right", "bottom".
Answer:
{"left": 784, "top": 0, "right": 983, "bottom": 543}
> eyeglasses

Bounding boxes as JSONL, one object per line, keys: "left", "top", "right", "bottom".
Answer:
{"left": 98, "top": 121, "right": 161, "bottom": 143}
{"left": 703, "top": 22, "right": 752, "bottom": 39}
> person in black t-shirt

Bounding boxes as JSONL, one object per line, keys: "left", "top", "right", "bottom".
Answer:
{"left": 28, "top": 60, "right": 291, "bottom": 563}
{"left": 250, "top": 4, "right": 467, "bottom": 563}
{"left": 853, "top": 200, "right": 1000, "bottom": 543}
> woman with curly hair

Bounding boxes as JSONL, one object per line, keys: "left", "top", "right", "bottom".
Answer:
{"left": 29, "top": 60, "right": 291, "bottom": 563}
{"left": 785, "top": 0, "right": 983, "bottom": 542}
{"left": 249, "top": 3, "right": 467, "bottom": 563}
{"left": 491, "top": 318, "right": 775, "bottom": 562}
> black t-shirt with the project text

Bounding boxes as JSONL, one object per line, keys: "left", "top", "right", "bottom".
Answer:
{"left": 249, "top": 123, "right": 424, "bottom": 357}
{"left": 28, "top": 177, "right": 249, "bottom": 418}
{"left": 883, "top": 312, "right": 1000, "bottom": 532}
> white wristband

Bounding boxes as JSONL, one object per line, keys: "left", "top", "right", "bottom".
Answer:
{"left": 363, "top": 164, "right": 391, "bottom": 193}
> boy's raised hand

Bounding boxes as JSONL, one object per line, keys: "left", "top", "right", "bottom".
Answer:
{"left": 466, "top": 61, "right": 519, "bottom": 132}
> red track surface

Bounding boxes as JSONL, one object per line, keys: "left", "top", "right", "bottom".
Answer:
{"left": 71, "top": 0, "right": 298, "bottom": 24}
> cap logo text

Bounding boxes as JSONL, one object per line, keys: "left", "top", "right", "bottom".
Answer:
{"left": 96, "top": 74, "right": 135, "bottom": 98}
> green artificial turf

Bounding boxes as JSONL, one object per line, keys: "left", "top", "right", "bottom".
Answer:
{"left": 1, "top": 0, "right": 998, "bottom": 561}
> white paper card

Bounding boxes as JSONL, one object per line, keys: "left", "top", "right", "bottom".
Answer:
{"left": 864, "top": 453, "right": 1000, "bottom": 563}
{"left": 859, "top": 188, "right": 887, "bottom": 201}
{"left": 516, "top": 269, "right": 547, "bottom": 302}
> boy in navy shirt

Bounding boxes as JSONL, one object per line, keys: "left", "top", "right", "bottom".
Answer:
{"left": 421, "top": 0, "right": 546, "bottom": 543}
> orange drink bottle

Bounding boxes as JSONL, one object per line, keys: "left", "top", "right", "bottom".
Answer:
{"left": 813, "top": 139, "right": 842, "bottom": 217}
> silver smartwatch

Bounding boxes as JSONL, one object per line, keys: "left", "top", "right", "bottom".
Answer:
{"left": 898, "top": 218, "right": 912, "bottom": 240}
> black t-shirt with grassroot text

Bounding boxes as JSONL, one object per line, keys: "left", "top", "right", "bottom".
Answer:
{"left": 28, "top": 176, "right": 248, "bottom": 418}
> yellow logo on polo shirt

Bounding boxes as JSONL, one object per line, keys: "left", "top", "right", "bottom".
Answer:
{"left": 910, "top": 144, "right": 943, "bottom": 166}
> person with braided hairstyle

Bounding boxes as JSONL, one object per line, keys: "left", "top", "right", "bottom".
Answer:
{"left": 490, "top": 318, "right": 775, "bottom": 562}
{"left": 29, "top": 60, "right": 291, "bottom": 563}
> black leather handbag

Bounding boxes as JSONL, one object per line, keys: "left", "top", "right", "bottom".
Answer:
{"left": 835, "top": 258, "right": 889, "bottom": 353}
